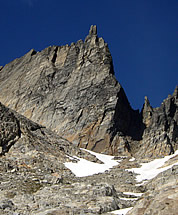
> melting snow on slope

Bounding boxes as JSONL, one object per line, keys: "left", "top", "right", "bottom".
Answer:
{"left": 110, "top": 207, "right": 133, "bottom": 215}
{"left": 64, "top": 149, "right": 120, "bottom": 177}
{"left": 120, "top": 197, "right": 138, "bottom": 201}
{"left": 129, "top": 157, "right": 135, "bottom": 162}
{"left": 127, "top": 150, "right": 178, "bottom": 183}
{"left": 123, "top": 192, "right": 143, "bottom": 197}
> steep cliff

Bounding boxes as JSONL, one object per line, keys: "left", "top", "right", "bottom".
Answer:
{"left": 0, "top": 25, "right": 177, "bottom": 158}
{"left": 0, "top": 25, "right": 177, "bottom": 215}
{"left": 0, "top": 25, "right": 142, "bottom": 155}
{"left": 137, "top": 86, "right": 178, "bottom": 159}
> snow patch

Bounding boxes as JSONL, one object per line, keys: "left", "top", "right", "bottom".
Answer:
{"left": 64, "top": 149, "right": 121, "bottom": 177}
{"left": 127, "top": 150, "right": 178, "bottom": 183}
{"left": 110, "top": 207, "right": 133, "bottom": 215}
{"left": 123, "top": 192, "right": 143, "bottom": 197}
{"left": 120, "top": 197, "right": 138, "bottom": 201}
{"left": 129, "top": 157, "right": 135, "bottom": 162}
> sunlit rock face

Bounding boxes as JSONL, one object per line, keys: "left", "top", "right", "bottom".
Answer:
{"left": 0, "top": 25, "right": 177, "bottom": 215}
{"left": 0, "top": 25, "right": 177, "bottom": 158}
{"left": 0, "top": 25, "right": 142, "bottom": 155}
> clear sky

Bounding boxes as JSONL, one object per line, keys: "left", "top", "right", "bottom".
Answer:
{"left": 0, "top": 0, "right": 177, "bottom": 109}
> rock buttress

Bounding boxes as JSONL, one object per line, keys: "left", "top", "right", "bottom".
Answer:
{"left": 136, "top": 86, "right": 178, "bottom": 158}
{"left": 0, "top": 25, "right": 140, "bottom": 155}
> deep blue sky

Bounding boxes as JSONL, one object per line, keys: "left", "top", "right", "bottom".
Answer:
{"left": 1, "top": 0, "right": 177, "bottom": 109}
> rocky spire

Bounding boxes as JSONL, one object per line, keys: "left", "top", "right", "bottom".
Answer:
{"left": 144, "top": 96, "right": 152, "bottom": 109}
{"left": 142, "top": 96, "right": 153, "bottom": 128}
{"left": 85, "top": 25, "right": 98, "bottom": 44}
{"left": 89, "top": 25, "right": 97, "bottom": 36}
{"left": 173, "top": 85, "right": 178, "bottom": 99}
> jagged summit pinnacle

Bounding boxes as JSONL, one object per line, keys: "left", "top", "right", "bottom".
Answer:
{"left": 142, "top": 96, "right": 153, "bottom": 113}
{"left": 173, "top": 85, "right": 178, "bottom": 98}
{"left": 144, "top": 96, "right": 151, "bottom": 106}
{"left": 89, "top": 25, "right": 97, "bottom": 35}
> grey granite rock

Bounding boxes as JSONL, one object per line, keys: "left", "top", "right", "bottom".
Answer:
{"left": 0, "top": 101, "right": 99, "bottom": 163}
{"left": 0, "top": 26, "right": 177, "bottom": 214}
{"left": 0, "top": 26, "right": 142, "bottom": 156}
{"left": 0, "top": 103, "right": 21, "bottom": 155}
{"left": 0, "top": 26, "right": 177, "bottom": 158}
{"left": 0, "top": 101, "right": 126, "bottom": 214}
{"left": 137, "top": 86, "right": 178, "bottom": 159}
{"left": 0, "top": 102, "right": 177, "bottom": 214}
{"left": 0, "top": 26, "right": 177, "bottom": 159}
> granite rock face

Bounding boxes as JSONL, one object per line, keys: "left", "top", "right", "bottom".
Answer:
{"left": 0, "top": 25, "right": 177, "bottom": 159}
{"left": 0, "top": 102, "right": 21, "bottom": 155}
{"left": 0, "top": 25, "right": 177, "bottom": 215}
{"left": 0, "top": 25, "right": 142, "bottom": 155}
{"left": 0, "top": 101, "right": 94, "bottom": 160}
{"left": 137, "top": 87, "right": 178, "bottom": 159}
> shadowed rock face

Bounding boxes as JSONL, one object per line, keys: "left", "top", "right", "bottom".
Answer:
{"left": 0, "top": 25, "right": 177, "bottom": 158}
{"left": 0, "top": 103, "right": 21, "bottom": 155}
{"left": 0, "top": 101, "right": 91, "bottom": 159}
{"left": 137, "top": 87, "right": 178, "bottom": 159}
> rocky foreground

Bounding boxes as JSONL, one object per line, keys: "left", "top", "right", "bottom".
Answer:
{"left": 0, "top": 26, "right": 177, "bottom": 214}
{"left": 0, "top": 103, "right": 177, "bottom": 214}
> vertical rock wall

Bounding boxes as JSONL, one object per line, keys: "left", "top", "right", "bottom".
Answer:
{"left": 0, "top": 26, "right": 177, "bottom": 157}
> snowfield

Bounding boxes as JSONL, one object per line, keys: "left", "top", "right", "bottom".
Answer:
{"left": 123, "top": 192, "right": 143, "bottom": 197}
{"left": 64, "top": 149, "right": 178, "bottom": 180}
{"left": 64, "top": 149, "right": 121, "bottom": 177}
{"left": 129, "top": 157, "right": 135, "bottom": 162}
{"left": 127, "top": 150, "right": 178, "bottom": 183}
{"left": 110, "top": 207, "right": 133, "bottom": 215}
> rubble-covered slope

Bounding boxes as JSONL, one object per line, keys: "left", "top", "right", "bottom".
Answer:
{"left": 1, "top": 102, "right": 123, "bottom": 214}
{"left": 0, "top": 102, "right": 177, "bottom": 214}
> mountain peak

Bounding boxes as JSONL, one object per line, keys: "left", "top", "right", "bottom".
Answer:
{"left": 0, "top": 26, "right": 177, "bottom": 215}
{"left": 173, "top": 85, "right": 178, "bottom": 98}
{"left": 89, "top": 25, "right": 97, "bottom": 36}
{"left": 0, "top": 27, "right": 177, "bottom": 159}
